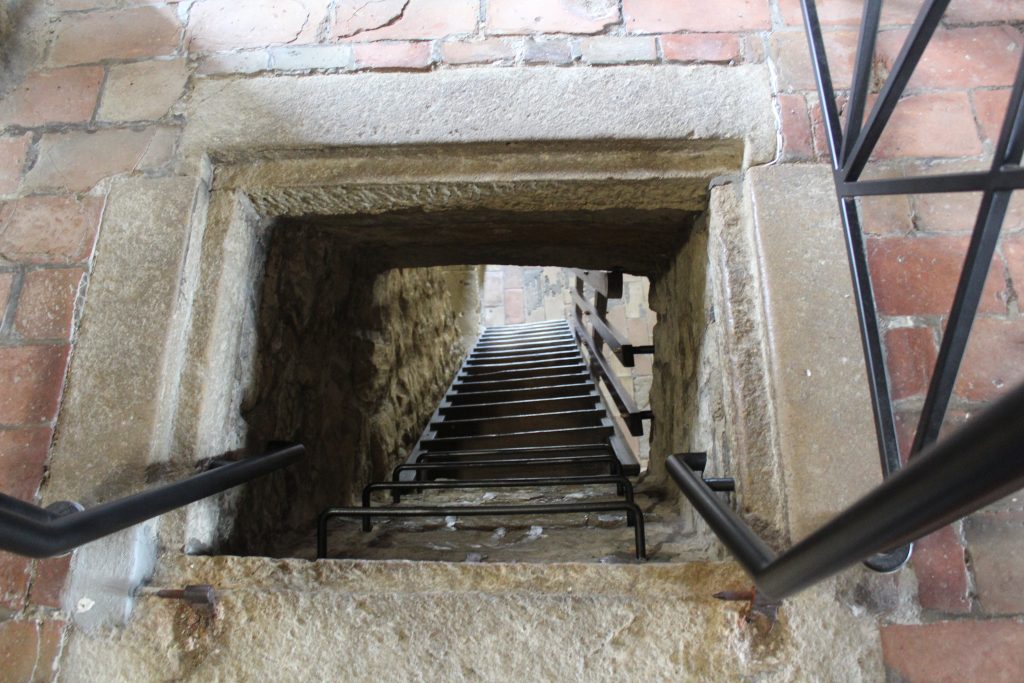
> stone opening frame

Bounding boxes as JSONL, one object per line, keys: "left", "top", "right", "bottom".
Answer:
{"left": 39, "top": 66, "right": 884, "bottom": 627}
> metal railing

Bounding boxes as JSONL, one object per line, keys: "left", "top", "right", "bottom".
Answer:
{"left": 0, "top": 443, "right": 305, "bottom": 558}
{"left": 669, "top": 0, "right": 1024, "bottom": 597}
{"left": 570, "top": 269, "right": 654, "bottom": 439}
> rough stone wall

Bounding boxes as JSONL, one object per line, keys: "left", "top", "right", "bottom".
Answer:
{"left": 228, "top": 227, "right": 465, "bottom": 554}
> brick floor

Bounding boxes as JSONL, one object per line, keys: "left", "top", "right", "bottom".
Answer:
{"left": 0, "top": 1, "right": 1022, "bottom": 679}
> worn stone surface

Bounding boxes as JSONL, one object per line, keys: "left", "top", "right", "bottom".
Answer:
{"left": 47, "top": 177, "right": 203, "bottom": 503}
{"left": 62, "top": 556, "right": 884, "bottom": 682}
{"left": 747, "top": 165, "right": 883, "bottom": 539}
{"left": 229, "top": 228, "right": 465, "bottom": 554}
{"left": 182, "top": 66, "right": 777, "bottom": 167}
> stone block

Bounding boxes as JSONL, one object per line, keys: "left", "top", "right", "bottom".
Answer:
{"left": 964, "top": 507, "right": 1024, "bottom": 614}
{"left": 47, "top": 176, "right": 201, "bottom": 503}
{"left": 197, "top": 51, "right": 270, "bottom": 75}
{"left": 503, "top": 288, "right": 524, "bottom": 324}
{"left": 747, "top": 165, "right": 883, "bottom": 537}
{"left": 182, "top": 66, "right": 777, "bottom": 167}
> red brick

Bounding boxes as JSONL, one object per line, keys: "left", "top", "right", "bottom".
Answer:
{"left": 504, "top": 288, "right": 525, "bottom": 325}
{"left": 189, "top": 0, "right": 326, "bottom": 51}
{"left": 885, "top": 326, "right": 937, "bottom": 401}
{"left": 98, "top": 58, "right": 190, "bottom": 123}
{"left": 0, "top": 426, "right": 51, "bottom": 504}
{"left": 50, "top": 7, "right": 182, "bottom": 66}
{"left": 0, "top": 552, "right": 31, "bottom": 612}
{"left": 37, "top": 620, "right": 64, "bottom": 680}
{"left": 522, "top": 39, "right": 573, "bottom": 66}
{"left": 770, "top": 31, "right": 858, "bottom": 92}
{"left": 580, "top": 37, "right": 657, "bottom": 65}
{"left": 352, "top": 42, "right": 434, "bottom": 70}
{"left": 0, "top": 621, "right": 40, "bottom": 681}
{"left": 867, "top": 235, "right": 1008, "bottom": 316}
{"left": 0, "top": 273, "right": 13, "bottom": 316}
{"left": 874, "top": 93, "right": 983, "bottom": 159}
{"left": 964, "top": 508, "right": 1024, "bottom": 614}
{"left": 0, "top": 346, "right": 70, "bottom": 424}
{"left": 29, "top": 556, "right": 71, "bottom": 609}
{"left": 946, "top": 0, "right": 1024, "bottom": 25}
{"left": 24, "top": 127, "right": 165, "bottom": 192}
{"left": 0, "top": 67, "right": 104, "bottom": 128}
{"left": 913, "top": 180, "right": 983, "bottom": 234}
{"left": 777, "top": 0, "right": 920, "bottom": 26}
{"left": 777, "top": 94, "right": 814, "bottom": 161}
{"left": 334, "top": 0, "right": 477, "bottom": 41}
{"left": 624, "top": 0, "right": 770, "bottom": 32}
{"left": 660, "top": 34, "right": 740, "bottom": 64}
{"left": 0, "top": 136, "right": 30, "bottom": 196}
{"left": 441, "top": 39, "right": 517, "bottom": 66}
{"left": 14, "top": 268, "right": 85, "bottom": 341}
{"left": 487, "top": 0, "right": 617, "bottom": 35}
{"left": 0, "top": 196, "right": 103, "bottom": 265}
{"left": 878, "top": 27, "right": 1023, "bottom": 91}
{"left": 955, "top": 318, "right": 1024, "bottom": 402}
{"left": 882, "top": 621, "right": 1024, "bottom": 682}
{"left": 973, "top": 88, "right": 1011, "bottom": 146}
{"left": 912, "top": 525, "right": 970, "bottom": 613}
{"left": 1004, "top": 235, "right": 1024, "bottom": 296}
{"left": 808, "top": 93, "right": 846, "bottom": 162}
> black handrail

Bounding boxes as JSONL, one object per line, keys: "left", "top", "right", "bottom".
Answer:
{"left": 668, "top": 381, "right": 1024, "bottom": 601}
{"left": 799, "top": 0, "right": 1024, "bottom": 572}
{"left": 0, "top": 442, "right": 305, "bottom": 558}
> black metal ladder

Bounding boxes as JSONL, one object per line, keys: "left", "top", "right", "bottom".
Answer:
{"left": 318, "top": 318, "right": 647, "bottom": 560}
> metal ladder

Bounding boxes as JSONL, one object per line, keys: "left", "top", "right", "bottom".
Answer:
{"left": 317, "top": 318, "right": 647, "bottom": 560}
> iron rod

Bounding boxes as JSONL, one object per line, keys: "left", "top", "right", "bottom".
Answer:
{"left": 668, "top": 380, "right": 1024, "bottom": 599}
{"left": 0, "top": 443, "right": 305, "bottom": 558}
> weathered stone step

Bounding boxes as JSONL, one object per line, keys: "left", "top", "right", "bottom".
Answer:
{"left": 467, "top": 347, "right": 581, "bottom": 363}
{"left": 62, "top": 557, "right": 878, "bottom": 682}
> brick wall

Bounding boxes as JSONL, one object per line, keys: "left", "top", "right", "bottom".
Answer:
{"left": 1, "top": 0, "right": 1022, "bottom": 679}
